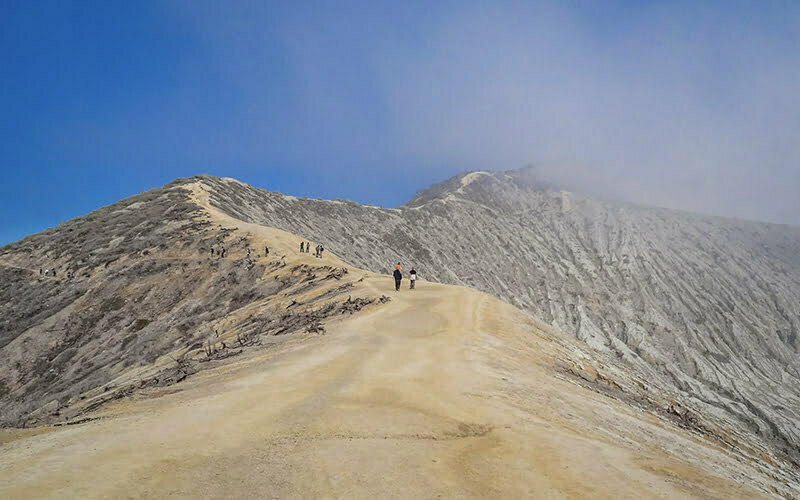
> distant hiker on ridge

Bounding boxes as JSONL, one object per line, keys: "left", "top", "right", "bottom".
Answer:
{"left": 265, "top": 246, "right": 269, "bottom": 256}
{"left": 409, "top": 268, "right": 417, "bottom": 289}
{"left": 220, "top": 247, "right": 226, "bottom": 258}
{"left": 319, "top": 246, "right": 324, "bottom": 258}
{"left": 393, "top": 267, "right": 402, "bottom": 291}
{"left": 210, "top": 248, "right": 214, "bottom": 257}
{"left": 300, "top": 242, "right": 304, "bottom": 253}
{"left": 306, "top": 242, "right": 311, "bottom": 253}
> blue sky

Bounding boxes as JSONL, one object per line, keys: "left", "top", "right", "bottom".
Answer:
{"left": 2, "top": 1, "right": 799, "bottom": 245}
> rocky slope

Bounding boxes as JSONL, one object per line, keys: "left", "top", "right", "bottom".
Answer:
{"left": 1, "top": 171, "right": 799, "bottom": 495}
{"left": 0, "top": 181, "right": 388, "bottom": 427}
{"left": 1, "top": 236, "right": 796, "bottom": 498}
{"left": 191, "top": 171, "right": 800, "bottom": 475}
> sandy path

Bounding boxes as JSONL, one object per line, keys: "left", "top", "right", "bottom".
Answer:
{"left": 0, "top": 183, "right": 770, "bottom": 498}
{"left": 0, "top": 273, "right": 767, "bottom": 499}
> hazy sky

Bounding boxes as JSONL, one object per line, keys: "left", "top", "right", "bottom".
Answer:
{"left": 2, "top": 1, "right": 799, "bottom": 244}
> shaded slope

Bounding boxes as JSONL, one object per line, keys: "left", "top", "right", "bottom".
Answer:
{"left": 1, "top": 269, "right": 793, "bottom": 498}
{"left": 192, "top": 172, "right": 800, "bottom": 472}
{"left": 1, "top": 174, "right": 798, "bottom": 495}
{"left": 0, "top": 182, "right": 388, "bottom": 427}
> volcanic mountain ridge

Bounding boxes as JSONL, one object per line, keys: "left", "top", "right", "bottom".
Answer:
{"left": 0, "top": 171, "right": 798, "bottom": 497}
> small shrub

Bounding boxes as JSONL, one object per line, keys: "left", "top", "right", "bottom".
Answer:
{"left": 121, "top": 334, "right": 138, "bottom": 350}
{"left": 100, "top": 296, "right": 125, "bottom": 313}
{"left": 131, "top": 319, "right": 150, "bottom": 331}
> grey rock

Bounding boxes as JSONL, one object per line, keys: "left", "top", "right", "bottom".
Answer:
{"left": 193, "top": 170, "right": 800, "bottom": 472}
{"left": 1, "top": 170, "right": 798, "bottom": 488}
{"left": 0, "top": 180, "right": 379, "bottom": 428}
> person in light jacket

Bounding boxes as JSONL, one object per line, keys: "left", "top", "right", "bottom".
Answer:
{"left": 409, "top": 268, "right": 417, "bottom": 289}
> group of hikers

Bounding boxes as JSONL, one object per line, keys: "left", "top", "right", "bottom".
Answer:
{"left": 300, "top": 241, "right": 417, "bottom": 290}
{"left": 39, "top": 268, "right": 76, "bottom": 279}
{"left": 299, "top": 241, "right": 418, "bottom": 291}
{"left": 299, "top": 241, "right": 324, "bottom": 258}
{"left": 209, "top": 238, "right": 416, "bottom": 291}
{"left": 393, "top": 262, "right": 417, "bottom": 291}
{"left": 210, "top": 245, "right": 269, "bottom": 259}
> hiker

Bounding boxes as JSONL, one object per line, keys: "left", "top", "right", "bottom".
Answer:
{"left": 247, "top": 248, "right": 251, "bottom": 258}
{"left": 220, "top": 247, "right": 226, "bottom": 258}
{"left": 315, "top": 245, "right": 321, "bottom": 258}
{"left": 52, "top": 269, "right": 56, "bottom": 277}
{"left": 39, "top": 268, "right": 42, "bottom": 275}
{"left": 44, "top": 269, "right": 49, "bottom": 276}
{"left": 409, "top": 268, "right": 417, "bottom": 289}
{"left": 393, "top": 268, "right": 402, "bottom": 291}
{"left": 319, "top": 246, "right": 324, "bottom": 258}
{"left": 300, "top": 242, "right": 304, "bottom": 253}
{"left": 306, "top": 242, "right": 311, "bottom": 253}
{"left": 211, "top": 248, "right": 214, "bottom": 257}
{"left": 265, "top": 246, "right": 269, "bottom": 256}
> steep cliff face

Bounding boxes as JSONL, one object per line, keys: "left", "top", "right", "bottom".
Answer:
{"left": 196, "top": 171, "right": 800, "bottom": 469}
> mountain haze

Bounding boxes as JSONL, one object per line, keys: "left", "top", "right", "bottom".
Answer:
{"left": 197, "top": 170, "right": 800, "bottom": 470}
{"left": 1, "top": 171, "right": 799, "bottom": 496}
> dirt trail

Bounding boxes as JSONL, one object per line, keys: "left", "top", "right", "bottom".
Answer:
{"left": 0, "top": 182, "right": 772, "bottom": 498}
{"left": 0, "top": 272, "right": 767, "bottom": 498}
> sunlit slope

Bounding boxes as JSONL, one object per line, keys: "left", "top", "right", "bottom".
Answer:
{"left": 194, "top": 171, "right": 800, "bottom": 472}
{"left": 0, "top": 180, "right": 387, "bottom": 428}
{"left": 1, "top": 176, "right": 797, "bottom": 497}
{"left": 0, "top": 269, "right": 782, "bottom": 498}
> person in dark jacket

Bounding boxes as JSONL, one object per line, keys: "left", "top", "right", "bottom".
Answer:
{"left": 393, "top": 268, "right": 402, "bottom": 291}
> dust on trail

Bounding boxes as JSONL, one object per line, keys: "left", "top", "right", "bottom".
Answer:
{"left": 0, "top": 182, "right": 770, "bottom": 498}
{"left": 0, "top": 274, "right": 766, "bottom": 498}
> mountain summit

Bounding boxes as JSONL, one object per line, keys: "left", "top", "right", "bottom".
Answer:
{"left": 1, "top": 172, "right": 799, "bottom": 496}
{"left": 404, "top": 166, "right": 560, "bottom": 208}
{"left": 197, "top": 171, "right": 800, "bottom": 469}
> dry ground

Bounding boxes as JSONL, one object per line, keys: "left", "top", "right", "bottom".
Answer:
{"left": 0, "top": 273, "right": 768, "bottom": 498}
{"left": 0, "top": 181, "right": 777, "bottom": 498}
